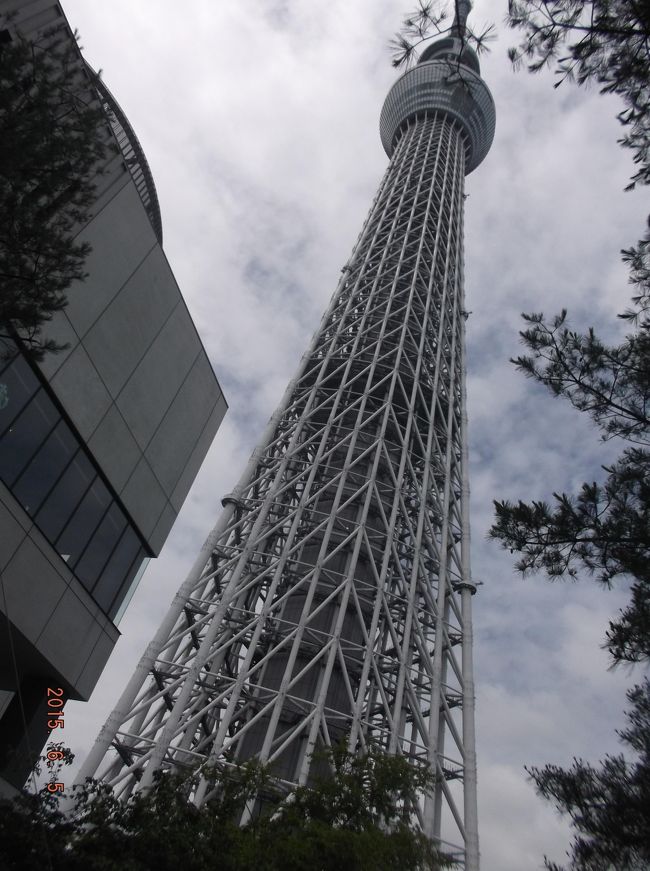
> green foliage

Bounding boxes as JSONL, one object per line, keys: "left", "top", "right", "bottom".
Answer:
{"left": 65, "top": 764, "right": 262, "bottom": 871}
{"left": 0, "top": 23, "right": 113, "bottom": 359}
{"left": 0, "top": 746, "right": 451, "bottom": 871}
{"left": 489, "top": 308, "right": 650, "bottom": 664}
{"left": 507, "top": 0, "right": 650, "bottom": 190}
{"left": 620, "top": 232, "right": 650, "bottom": 325}
{"left": 529, "top": 680, "right": 650, "bottom": 871}
{"left": 388, "top": 0, "right": 495, "bottom": 70}
{"left": 512, "top": 310, "right": 650, "bottom": 441}
{"left": 253, "top": 745, "right": 446, "bottom": 870}
{"left": 507, "top": 0, "right": 650, "bottom": 324}
{"left": 499, "top": 0, "right": 650, "bottom": 669}
{"left": 497, "top": 4, "right": 650, "bottom": 864}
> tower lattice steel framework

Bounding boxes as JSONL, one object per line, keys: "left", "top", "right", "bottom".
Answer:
{"left": 77, "top": 9, "right": 495, "bottom": 868}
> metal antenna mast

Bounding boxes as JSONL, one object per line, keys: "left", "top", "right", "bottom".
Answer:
{"left": 76, "top": 13, "right": 495, "bottom": 868}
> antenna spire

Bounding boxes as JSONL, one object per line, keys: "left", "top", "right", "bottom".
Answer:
{"left": 452, "top": 0, "right": 472, "bottom": 36}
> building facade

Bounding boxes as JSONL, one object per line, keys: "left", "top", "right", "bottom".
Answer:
{"left": 77, "top": 7, "right": 494, "bottom": 869}
{"left": 0, "top": 0, "right": 226, "bottom": 791}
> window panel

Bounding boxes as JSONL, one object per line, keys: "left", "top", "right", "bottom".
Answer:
{"left": 0, "top": 347, "right": 149, "bottom": 624}
{"left": 93, "top": 528, "right": 143, "bottom": 616}
{"left": 56, "top": 477, "right": 111, "bottom": 569}
{"left": 75, "top": 502, "right": 127, "bottom": 590}
{"left": 111, "top": 555, "right": 148, "bottom": 623}
{"left": 36, "top": 451, "right": 96, "bottom": 543}
{"left": 0, "top": 388, "right": 59, "bottom": 487}
{"left": 0, "top": 352, "right": 40, "bottom": 436}
{"left": 13, "top": 422, "right": 78, "bottom": 515}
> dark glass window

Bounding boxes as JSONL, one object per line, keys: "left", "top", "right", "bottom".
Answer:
{"left": 92, "top": 528, "right": 143, "bottom": 616}
{"left": 57, "top": 477, "right": 111, "bottom": 569}
{"left": 75, "top": 502, "right": 126, "bottom": 590}
{"left": 12, "top": 422, "right": 78, "bottom": 515}
{"left": 108, "top": 552, "right": 146, "bottom": 620}
{"left": 0, "top": 388, "right": 59, "bottom": 486}
{"left": 0, "top": 345, "right": 149, "bottom": 622}
{"left": 0, "top": 352, "right": 40, "bottom": 432}
{"left": 36, "top": 451, "right": 95, "bottom": 542}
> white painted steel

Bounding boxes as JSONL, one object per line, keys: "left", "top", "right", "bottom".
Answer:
{"left": 79, "top": 46, "right": 493, "bottom": 867}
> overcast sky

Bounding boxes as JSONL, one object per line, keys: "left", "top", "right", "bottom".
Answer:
{"left": 55, "top": 1, "right": 648, "bottom": 868}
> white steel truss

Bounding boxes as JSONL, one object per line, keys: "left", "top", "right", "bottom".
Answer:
{"left": 78, "top": 107, "right": 484, "bottom": 868}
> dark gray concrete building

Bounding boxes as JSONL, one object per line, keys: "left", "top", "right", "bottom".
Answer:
{"left": 0, "top": 0, "right": 227, "bottom": 791}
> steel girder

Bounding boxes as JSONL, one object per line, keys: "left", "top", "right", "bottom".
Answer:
{"left": 77, "top": 111, "right": 479, "bottom": 868}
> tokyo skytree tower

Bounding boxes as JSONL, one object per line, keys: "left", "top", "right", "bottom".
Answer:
{"left": 77, "top": 5, "right": 495, "bottom": 867}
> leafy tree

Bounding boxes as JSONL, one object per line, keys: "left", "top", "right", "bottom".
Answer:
{"left": 252, "top": 744, "right": 448, "bottom": 870}
{"left": 490, "top": 0, "right": 650, "bottom": 865}
{"left": 528, "top": 680, "right": 650, "bottom": 871}
{"left": 389, "top": 0, "right": 495, "bottom": 69}
{"left": 0, "top": 745, "right": 452, "bottom": 871}
{"left": 505, "top": 0, "right": 650, "bottom": 317}
{"left": 0, "top": 22, "right": 113, "bottom": 360}
{"left": 506, "top": 0, "right": 650, "bottom": 190}
{"left": 489, "top": 307, "right": 650, "bottom": 665}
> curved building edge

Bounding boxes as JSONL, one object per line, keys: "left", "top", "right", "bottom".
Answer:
{"left": 87, "top": 63, "right": 164, "bottom": 247}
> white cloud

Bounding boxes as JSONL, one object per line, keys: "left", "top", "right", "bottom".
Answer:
{"left": 479, "top": 761, "right": 572, "bottom": 871}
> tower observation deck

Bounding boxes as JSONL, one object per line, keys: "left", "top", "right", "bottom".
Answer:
{"left": 77, "top": 9, "right": 495, "bottom": 868}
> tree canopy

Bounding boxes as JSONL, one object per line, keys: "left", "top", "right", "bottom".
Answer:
{"left": 489, "top": 0, "right": 650, "bottom": 660}
{"left": 489, "top": 308, "right": 650, "bottom": 665}
{"left": 0, "top": 745, "right": 451, "bottom": 871}
{"left": 507, "top": 0, "right": 650, "bottom": 190}
{"left": 0, "top": 23, "right": 112, "bottom": 359}
{"left": 529, "top": 680, "right": 650, "bottom": 871}
{"left": 504, "top": 0, "right": 650, "bottom": 314}
{"left": 389, "top": 0, "right": 495, "bottom": 69}
{"left": 490, "top": 0, "right": 650, "bottom": 866}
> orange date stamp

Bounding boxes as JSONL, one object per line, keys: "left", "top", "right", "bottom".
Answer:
{"left": 45, "top": 687, "right": 67, "bottom": 794}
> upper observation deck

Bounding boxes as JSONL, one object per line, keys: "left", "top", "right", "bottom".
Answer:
{"left": 380, "top": 34, "right": 496, "bottom": 174}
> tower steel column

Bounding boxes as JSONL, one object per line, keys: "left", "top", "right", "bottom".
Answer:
{"left": 76, "top": 9, "right": 495, "bottom": 868}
